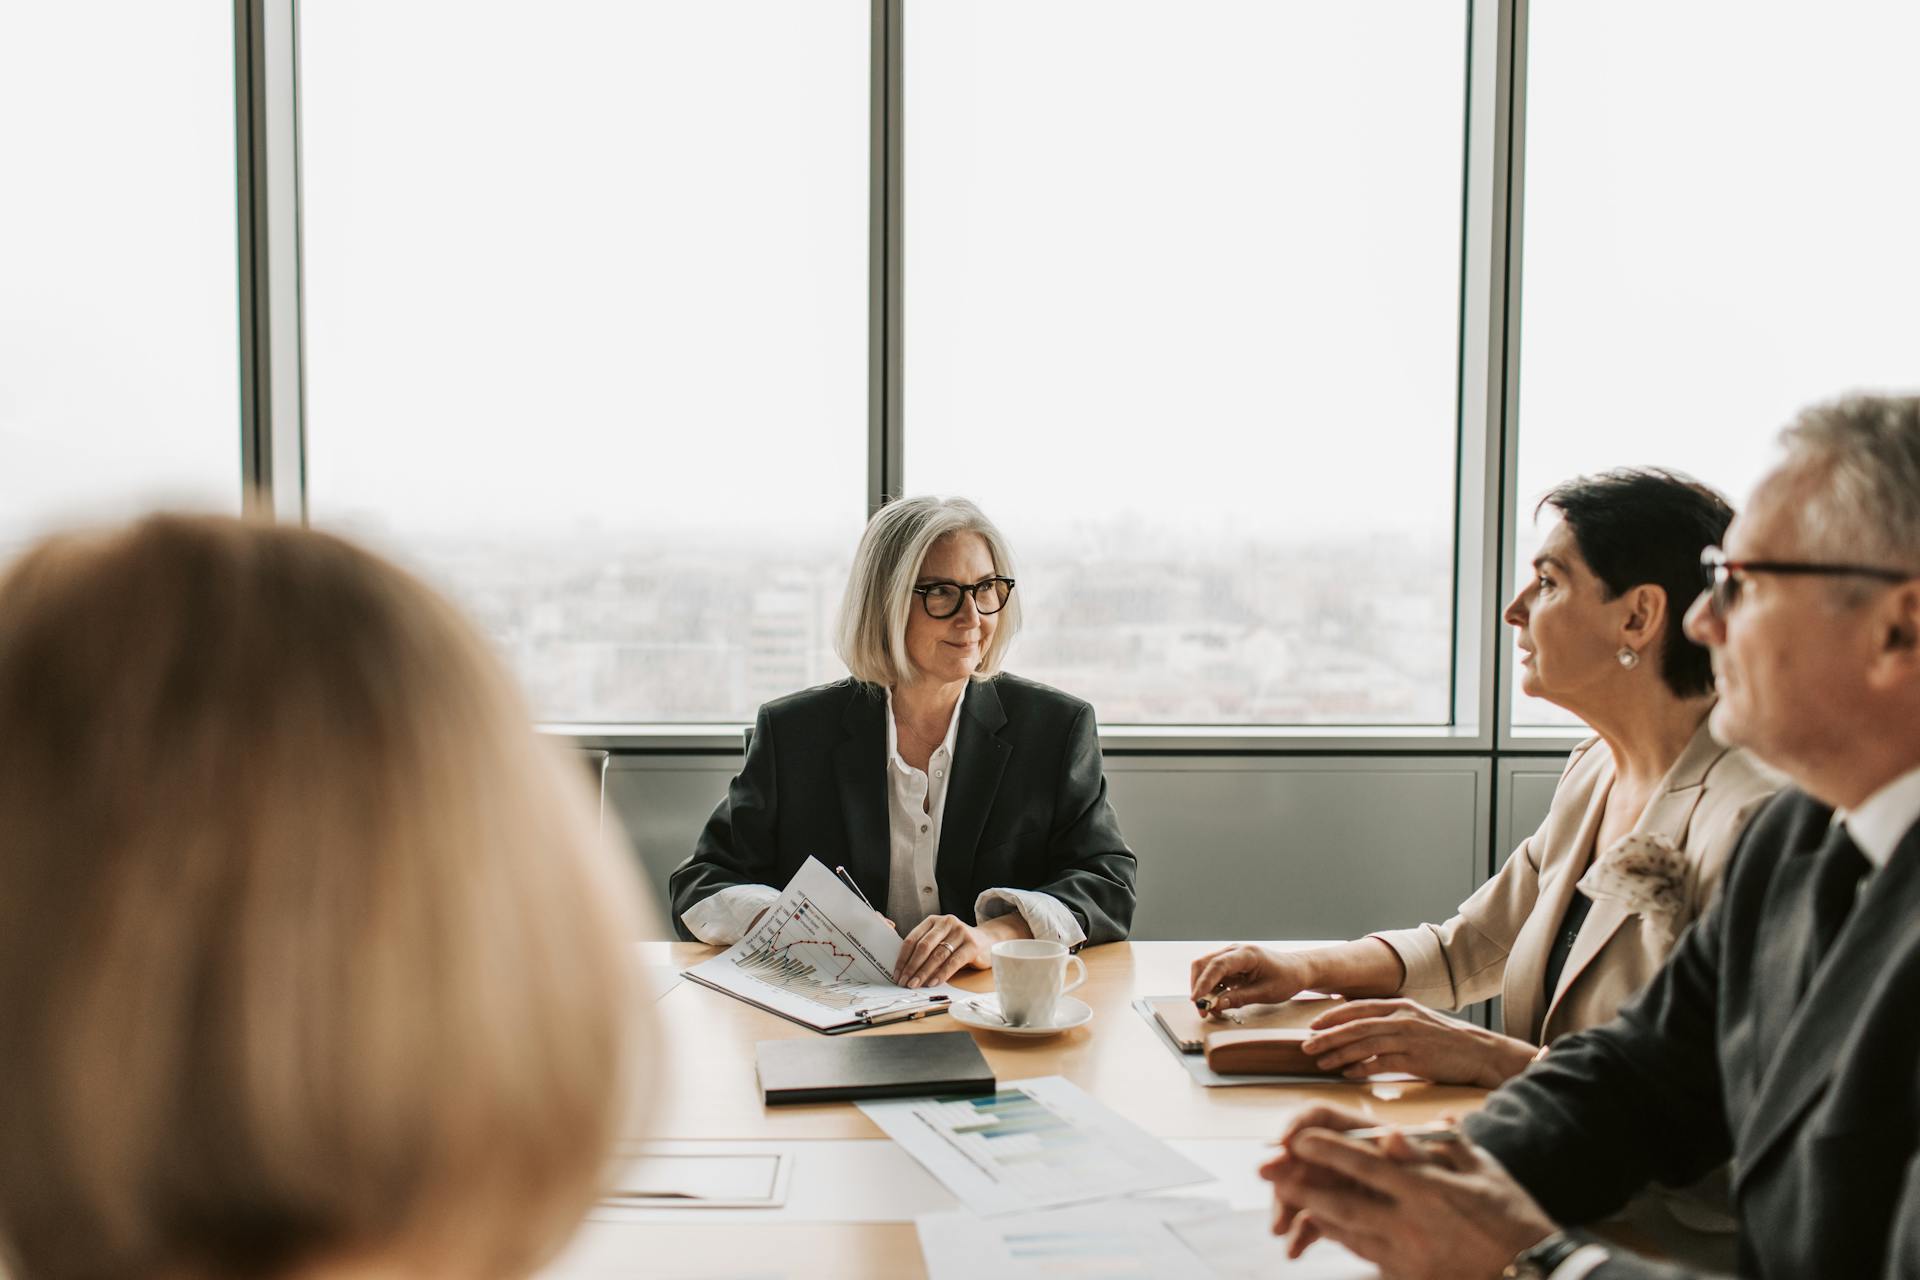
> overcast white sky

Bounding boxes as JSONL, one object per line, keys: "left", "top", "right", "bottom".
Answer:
{"left": 3, "top": 1, "right": 1916, "bottom": 552}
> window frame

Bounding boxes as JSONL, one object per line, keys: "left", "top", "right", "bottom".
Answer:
{"left": 238, "top": 0, "right": 1589, "bottom": 754}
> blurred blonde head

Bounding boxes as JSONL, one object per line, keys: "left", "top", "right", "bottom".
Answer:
{"left": 834, "top": 496, "right": 1022, "bottom": 687}
{"left": 0, "top": 515, "right": 650, "bottom": 1280}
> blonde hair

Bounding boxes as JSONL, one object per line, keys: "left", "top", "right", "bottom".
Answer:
{"left": 833, "top": 496, "right": 1022, "bottom": 687}
{"left": 0, "top": 516, "right": 649, "bottom": 1280}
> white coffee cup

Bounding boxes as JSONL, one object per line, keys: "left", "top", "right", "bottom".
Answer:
{"left": 990, "top": 938, "right": 1087, "bottom": 1028}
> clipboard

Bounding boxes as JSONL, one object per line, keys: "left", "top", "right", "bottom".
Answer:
{"left": 681, "top": 967, "right": 951, "bottom": 1034}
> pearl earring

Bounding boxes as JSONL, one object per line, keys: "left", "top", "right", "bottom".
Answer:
{"left": 1617, "top": 647, "right": 1640, "bottom": 670}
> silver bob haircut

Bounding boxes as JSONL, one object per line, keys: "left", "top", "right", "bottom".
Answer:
{"left": 1779, "top": 393, "right": 1920, "bottom": 572}
{"left": 834, "top": 496, "right": 1022, "bottom": 688}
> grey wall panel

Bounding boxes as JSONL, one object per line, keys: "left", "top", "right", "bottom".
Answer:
{"left": 1104, "top": 759, "right": 1490, "bottom": 942}
{"left": 1483, "top": 752, "right": 1569, "bottom": 1028}
{"left": 606, "top": 758, "right": 738, "bottom": 936}
{"left": 1496, "top": 756, "right": 1569, "bottom": 871}
{"left": 607, "top": 755, "right": 1495, "bottom": 945}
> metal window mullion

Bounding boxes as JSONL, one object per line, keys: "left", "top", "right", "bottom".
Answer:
{"left": 1491, "top": 0, "right": 1531, "bottom": 750}
{"left": 1452, "top": 0, "right": 1524, "bottom": 751}
{"left": 234, "top": 0, "right": 308, "bottom": 523}
{"left": 868, "top": 0, "right": 904, "bottom": 517}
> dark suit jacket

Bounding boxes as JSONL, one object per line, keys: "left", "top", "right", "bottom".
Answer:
{"left": 669, "top": 674, "right": 1138, "bottom": 945}
{"left": 1463, "top": 787, "right": 1920, "bottom": 1279}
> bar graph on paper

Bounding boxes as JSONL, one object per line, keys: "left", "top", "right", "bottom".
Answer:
{"left": 920, "top": 1090, "right": 1116, "bottom": 1198}
{"left": 863, "top": 1077, "right": 1212, "bottom": 1215}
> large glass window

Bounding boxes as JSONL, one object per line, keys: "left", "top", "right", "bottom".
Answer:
{"left": 903, "top": 1, "right": 1468, "bottom": 724}
{"left": 0, "top": 5, "right": 240, "bottom": 556}
{"left": 301, "top": 2, "right": 870, "bottom": 722}
{"left": 1512, "top": 0, "right": 1920, "bottom": 728}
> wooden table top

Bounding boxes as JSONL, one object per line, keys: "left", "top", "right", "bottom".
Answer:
{"left": 537, "top": 936, "right": 1651, "bottom": 1274}
{"left": 565, "top": 941, "right": 1492, "bottom": 1279}
{"left": 634, "top": 939, "right": 1487, "bottom": 1141}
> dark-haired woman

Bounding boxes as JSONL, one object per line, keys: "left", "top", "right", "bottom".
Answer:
{"left": 1192, "top": 468, "right": 1780, "bottom": 1087}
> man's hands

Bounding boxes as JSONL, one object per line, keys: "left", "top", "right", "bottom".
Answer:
{"left": 1261, "top": 1104, "right": 1560, "bottom": 1280}
{"left": 1188, "top": 944, "right": 1317, "bottom": 1016}
{"left": 893, "top": 912, "right": 1030, "bottom": 988}
{"left": 1302, "top": 999, "right": 1541, "bottom": 1087}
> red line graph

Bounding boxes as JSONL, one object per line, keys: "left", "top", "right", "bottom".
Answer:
{"left": 731, "top": 896, "right": 879, "bottom": 1005}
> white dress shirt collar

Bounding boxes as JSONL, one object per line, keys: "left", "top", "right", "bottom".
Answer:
{"left": 1838, "top": 762, "right": 1920, "bottom": 872}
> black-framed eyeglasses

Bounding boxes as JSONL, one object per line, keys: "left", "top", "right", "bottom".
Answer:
{"left": 1698, "top": 545, "right": 1917, "bottom": 620}
{"left": 913, "top": 577, "right": 1015, "bottom": 619}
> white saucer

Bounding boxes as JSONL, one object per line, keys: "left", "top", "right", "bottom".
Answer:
{"left": 950, "top": 994, "right": 1093, "bottom": 1037}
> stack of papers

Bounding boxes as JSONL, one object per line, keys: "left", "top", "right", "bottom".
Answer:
{"left": 865, "top": 1076, "right": 1379, "bottom": 1277}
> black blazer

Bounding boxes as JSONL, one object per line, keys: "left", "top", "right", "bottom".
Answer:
{"left": 669, "top": 674, "right": 1138, "bottom": 945}
{"left": 1463, "top": 787, "right": 1920, "bottom": 1279}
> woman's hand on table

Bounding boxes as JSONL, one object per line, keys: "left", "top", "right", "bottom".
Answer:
{"left": 1188, "top": 944, "right": 1316, "bottom": 1016}
{"left": 894, "top": 912, "right": 1028, "bottom": 988}
{"left": 1302, "top": 999, "right": 1539, "bottom": 1087}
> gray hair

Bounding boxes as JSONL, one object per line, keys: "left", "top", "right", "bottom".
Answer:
{"left": 834, "top": 496, "right": 1022, "bottom": 688}
{"left": 1779, "top": 394, "right": 1920, "bottom": 574}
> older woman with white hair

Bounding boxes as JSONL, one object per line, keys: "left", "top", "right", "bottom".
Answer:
{"left": 671, "top": 496, "right": 1137, "bottom": 988}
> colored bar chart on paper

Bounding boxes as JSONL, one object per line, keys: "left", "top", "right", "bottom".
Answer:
{"left": 861, "top": 1076, "right": 1210, "bottom": 1214}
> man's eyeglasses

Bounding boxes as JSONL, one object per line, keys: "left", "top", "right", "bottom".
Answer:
{"left": 1698, "top": 546, "right": 1917, "bottom": 620}
{"left": 913, "top": 577, "right": 1015, "bottom": 619}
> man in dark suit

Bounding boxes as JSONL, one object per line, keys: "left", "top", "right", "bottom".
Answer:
{"left": 1262, "top": 394, "right": 1920, "bottom": 1279}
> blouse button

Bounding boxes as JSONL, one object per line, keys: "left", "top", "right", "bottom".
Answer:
{"left": 922, "top": 886, "right": 934, "bottom": 896}
{"left": 920, "top": 824, "right": 929, "bottom": 834}
{"left": 934, "top": 769, "right": 944, "bottom": 778}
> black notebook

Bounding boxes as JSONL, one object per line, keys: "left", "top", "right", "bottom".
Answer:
{"left": 755, "top": 1030, "right": 995, "bottom": 1106}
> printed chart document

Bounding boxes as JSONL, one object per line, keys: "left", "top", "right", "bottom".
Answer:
{"left": 1170, "top": 1207, "right": 1379, "bottom": 1278}
{"left": 917, "top": 1198, "right": 1221, "bottom": 1280}
{"left": 683, "top": 857, "right": 959, "bottom": 1033}
{"left": 859, "top": 1075, "right": 1212, "bottom": 1215}
{"left": 917, "top": 1199, "right": 1379, "bottom": 1280}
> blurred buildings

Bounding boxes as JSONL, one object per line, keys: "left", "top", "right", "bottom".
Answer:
{"left": 404, "top": 521, "right": 1453, "bottom": 726}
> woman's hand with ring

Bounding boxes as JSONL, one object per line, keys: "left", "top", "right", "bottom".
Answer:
{"left": 895, "top": 915, "right": 991, "bottom": 988}
{"left": 1302, "top": 999, "right": 1539, "bottom": 1087}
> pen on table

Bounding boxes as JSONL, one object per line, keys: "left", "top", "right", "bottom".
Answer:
{"left": 860, "top": 997, "right": 949, "bottom": 1026}
{"left": 833, "top": 864, "right": 878, "bottom": 913}
{"left": 1333, "top": 1122, "right": 1461, "bottom": 1147}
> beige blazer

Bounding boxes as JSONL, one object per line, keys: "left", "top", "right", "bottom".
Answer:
{"left": 1373, "top": 721, "right": 1781, "bottom": 1044}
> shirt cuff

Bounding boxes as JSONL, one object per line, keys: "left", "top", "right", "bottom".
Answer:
{"left": 679, "top": 884, "right": 781, "bottom": 945}
{"left": 1548, "top": 1245, "right": 1611, "bottom": 1280}
{"left": 974, "top": 888, "right": 1087, "bottom": 948}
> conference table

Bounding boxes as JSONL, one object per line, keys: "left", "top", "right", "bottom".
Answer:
{"left": 546, "top": 941, "right": 1492, "bottom": 1279}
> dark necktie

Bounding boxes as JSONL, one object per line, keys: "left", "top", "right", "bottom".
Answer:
{"left": 1806, "top": 823, "right": 1871, "bottom": 979}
